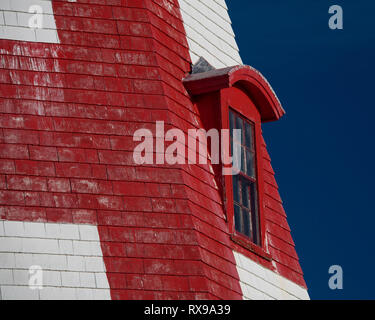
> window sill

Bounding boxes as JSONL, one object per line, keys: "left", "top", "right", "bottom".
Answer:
{"left": 231, "top": 234, "right": 272, "bottom": 262}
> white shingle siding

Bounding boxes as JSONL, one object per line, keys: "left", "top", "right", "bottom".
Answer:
{"left": 0, "top": 0, "right": 60, "bottom": 43}
{"left": 178, "top": 0, "right": 242, "bottom": 68}
{"left": 234, "top": 251, "right": 310, "bottom": 300}
{"left": 0, "top": 220, "right": 110, "bottom": 300}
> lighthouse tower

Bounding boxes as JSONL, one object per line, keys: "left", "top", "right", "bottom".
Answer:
{"left": 0, "top": 0, "right": 309, "bottom": 300}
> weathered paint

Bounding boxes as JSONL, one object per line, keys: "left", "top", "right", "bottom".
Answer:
{"left": 0, "top": 0, "right": 308, "bottom": 300}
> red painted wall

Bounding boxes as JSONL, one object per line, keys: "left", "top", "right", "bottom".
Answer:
{"left": 0, "top": 0, "right": 306, "bottom": 299}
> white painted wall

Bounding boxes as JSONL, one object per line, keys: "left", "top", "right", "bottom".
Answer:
{"left": 178, "top": 0, "right": 242, "bottom": 68}
{"left": 0, "top": 220, "right": 110, "bottom": 300}
{"left": 234, "top": 251, "right": 309, "bottom": 300}
{"left": 0, "top": 0, "right": 60, "bottom": 43}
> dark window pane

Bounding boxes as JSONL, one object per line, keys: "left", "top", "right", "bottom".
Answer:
{"left": 246, "top": 150, "right": 255, "bottom": 178}
{"left": 236, "top": 115, "right": 243, "bottom": 133}
{"left": 230, "top": 136, "right": 233, "bottom": 157}
{"left": 249, "top": 182, "right": 258, "bottom": 213}
{"left": 242, "top": 209, "right": 251, "bottom": 238}
{"left": 241, "top": 146, "right": 246, "bottom": 173}
{"left": 234, "top": 205, "right": 242, "bottom": 234}
{"left": 241, "top": 178, "right": 249, "bottom": 208}
{"left": 235, "top": 116, "right": 243, "bottom": 146}
{"left": 229, "top": 111, "right": 235, "bottom": 131}
{"left": 244, "top": 122, "right": 253, "bottom": 150}
{"left": 233, "top": 175, "right": 240, "bottom": 203}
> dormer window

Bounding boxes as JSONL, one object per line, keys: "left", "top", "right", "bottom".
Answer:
{"left": 183, "top": 64, "right": 285, "bottom": 261}
{"left": 230, "top": 110, "right": 260, "bottom": 245}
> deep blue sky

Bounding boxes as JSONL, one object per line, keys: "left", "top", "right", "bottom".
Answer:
{"left": 227, "top": 0, "right": 375, "bottom": 299}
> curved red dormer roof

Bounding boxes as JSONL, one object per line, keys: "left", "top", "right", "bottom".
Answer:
{"left": 183, "top": 65, "right": 285, "bottom": 123}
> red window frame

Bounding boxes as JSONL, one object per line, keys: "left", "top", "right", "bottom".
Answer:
{"left": 220, "top": 86, "right": 272, "bottom": 261}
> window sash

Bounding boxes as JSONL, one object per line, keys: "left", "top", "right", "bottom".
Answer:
{"left": 230, "top": 110, "right": 260, "bottom": 245}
